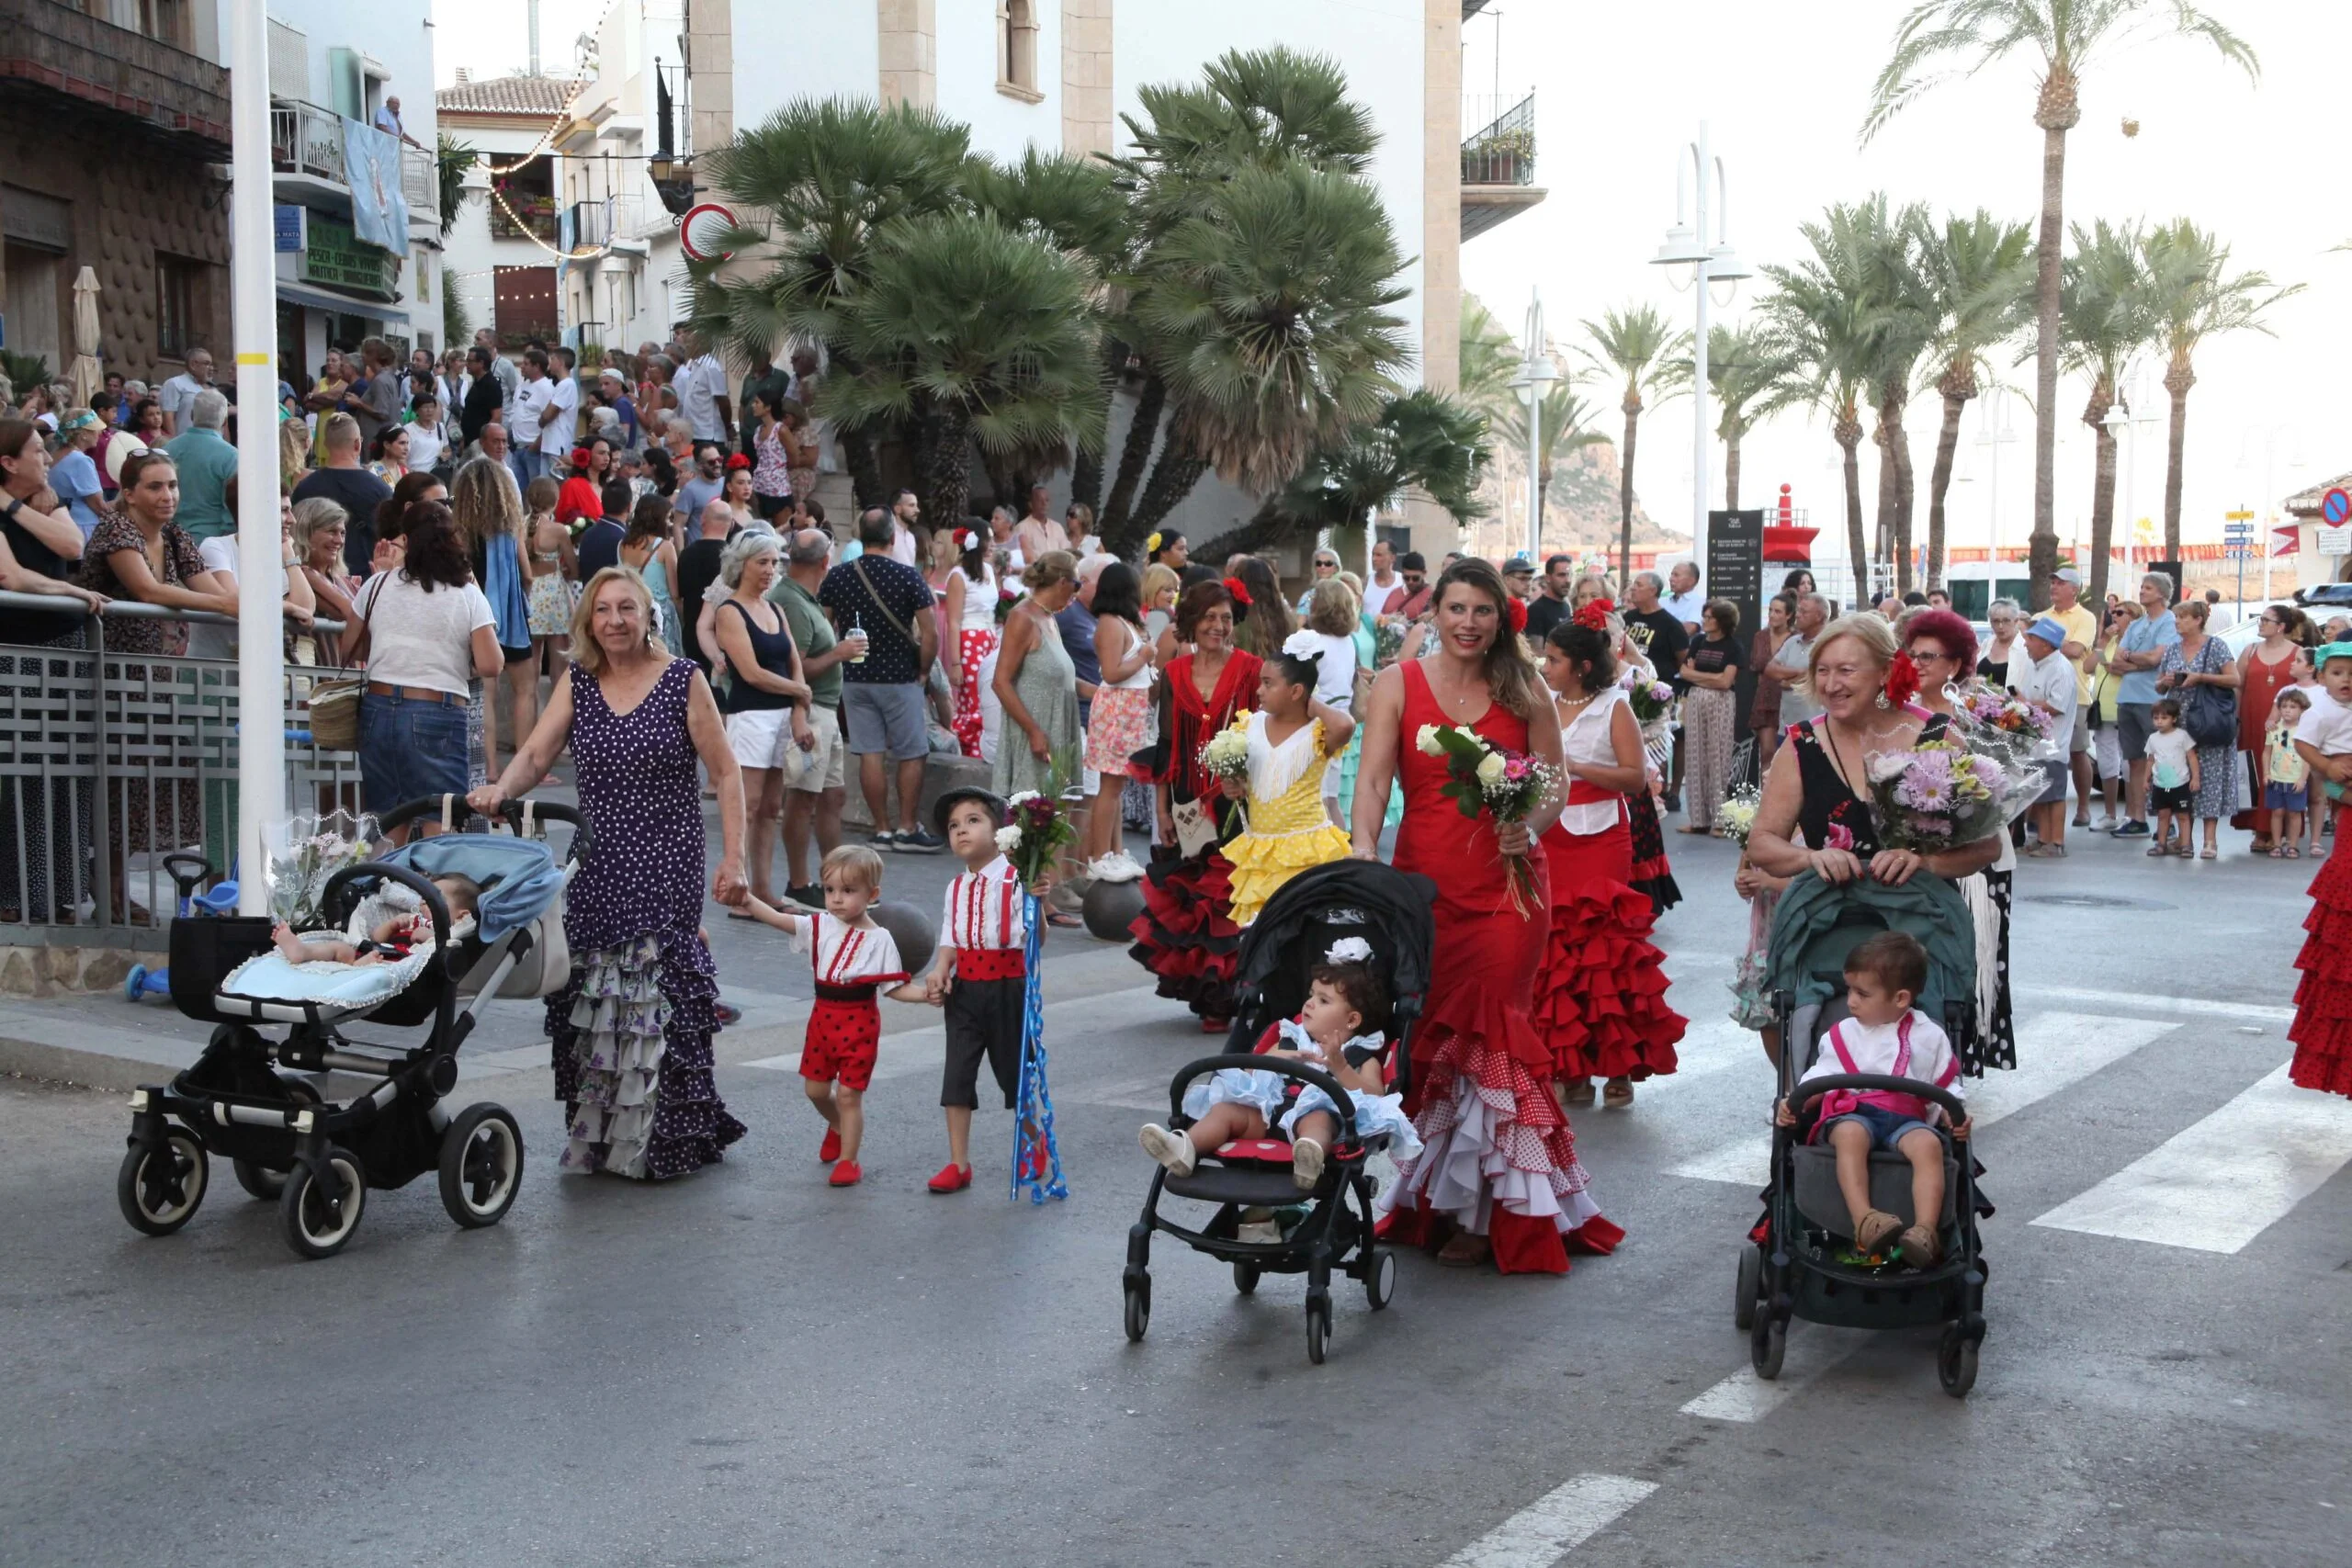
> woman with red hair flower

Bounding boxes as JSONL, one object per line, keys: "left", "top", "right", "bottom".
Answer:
{"left": 553, "top": 441, "right": 609, "bottom": 526}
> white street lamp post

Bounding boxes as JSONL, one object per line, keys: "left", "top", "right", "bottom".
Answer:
{"left": 1507, "top": 289, "right": 1562, "bottom": 566}
{"left": 1650, "top": 122, "right": 1748, "bottom": 577}
{"left": 229, "top": 0, "right": 285, "bottom": 913}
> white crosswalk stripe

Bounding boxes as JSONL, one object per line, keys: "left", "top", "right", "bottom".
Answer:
{"left": 1435, "top": 1473, "right": 1659, "bottom": 1567}
{"left": 1679, "top": 1327, "right": 1865, "bottom": 1423}
{"left": 2031, "top": 1064, "right": 2352, "bottom": 1253}
{"left": 1667, "top": 1010, "right": 2179, "bottom": 1189}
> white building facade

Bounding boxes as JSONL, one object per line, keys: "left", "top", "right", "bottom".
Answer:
{"left": 436, "top": 73, "right": 586, "bottom": 356}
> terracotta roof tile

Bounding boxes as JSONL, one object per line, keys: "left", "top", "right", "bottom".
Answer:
{"left": 435, "top": 74, "right": 582, "bottom": 118}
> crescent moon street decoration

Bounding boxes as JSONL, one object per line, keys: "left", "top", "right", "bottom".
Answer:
{"left": 680, "top": 203, "right": 738, "bottom": 263}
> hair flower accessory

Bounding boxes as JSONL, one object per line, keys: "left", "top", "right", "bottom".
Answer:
{"left": 954, "top": 527, "right": 978, "bottom": 553}
{"left": 1145, "top": 532, "right": 1163, "bottom": 556}
{"left": 725, "top": 452, "right": 752, "bottom": 471}
{"left": 1572, "top": 597, "right": 1616, "bottom": 631}
{"left": 570, "top": 446, "right": 593, "bottom": 468}
{"left": 1222, "top": 575, "right": 1252, "bottom": 610}
{"left": 1324, "top": 936, "right": 1374, "bottom": 966}
{"left": 1884, "top": 650, "right": 1921, "bottom": 707}
{"left": 1281, "top": 629, "right": 1324, "bottom": 660}
{"left": 1507, "top": 596, "right": 1529, "bottom": 635}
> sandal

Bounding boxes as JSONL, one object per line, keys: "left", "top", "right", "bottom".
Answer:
{"left": 1854, "top": 1209, "right": 1904, "bottom": 1255}
{"left": 1897, "top": 1224, "right": 1941, "bottom": 1267}
{"left": 1603, "top": 1077, "right": 1634, "bottom": 1109}
{"left": 2200, "top": 848, "right": 2217, "bottom": 860}
{"left": 2285, "top": 847, "right": 2303, "bottom": 859}
{"left": 1435, "top": 1231, "right": 1491, "bottom": 1268}
{"left": 2146, "top": 844, "right": 2170, "bottom": 857}
{"left": 1562, "top": 1077, "right": 1596, "bottom": 1108}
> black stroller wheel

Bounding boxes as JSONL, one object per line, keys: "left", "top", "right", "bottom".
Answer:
{"left": 232, "top": 1159, "right": 285, "bottom": 1201}
{"left": 1751, "top": 1314, "right": 1786, "bottom": 1380}
{"left": 1305, "top": 1293, "right": 1331, "bottom": 1364}
{"left": 1734, "top": 1245, "right": 1762, "bottom": 1331}
{"left": 438, "top": 1104, "right": 525, "bottom": 1229}
{"left": 1122, "top": 1274, "right": 1150, "bottom": 1342}
{"left": 1363, "top": 1247, "right": 1396, "bottom": 1311}
{"left": 279, "top": 1146, "right": 367, "bottom": 1259}
{"left": 118, "top": 1131, "right": 208, "bottom": 1235}
{"left": 1938, "top": 1325, "right": 1980, "bottom": 1398}
{"left": 1232, "top": 1261, "right": 1261, "bottom": 1295}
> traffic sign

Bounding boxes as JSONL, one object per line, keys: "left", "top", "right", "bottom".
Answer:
{"left": 2324, "top": 489, "right": 2351, "bottom": 525}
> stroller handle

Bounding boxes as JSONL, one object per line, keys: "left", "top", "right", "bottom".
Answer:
{"left": 1787, "top": 1072, "right": 1969, "bottom": 1130}
{"left": 377, "top": 794, "right": 594, "bottom": 860}
{"left": 1166, "top": 1053, "right": 1362, "bottom": 1145}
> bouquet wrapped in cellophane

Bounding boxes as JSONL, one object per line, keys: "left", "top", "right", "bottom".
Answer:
{"left": 1714, "top": 783, "right": 1764, "bottom": 850}
{"left": 264, "top": 810, "right": 379, "bottom": 932}
{"left": 1863, "top": 728, "right": 2042, "bottom": 854}
{"left": 1951, "top": 679, "right": 2062, "bottom": 767}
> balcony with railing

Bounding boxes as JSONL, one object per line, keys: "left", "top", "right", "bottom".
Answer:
{"left": 1461, "top": 90, "right": 1544, "bottom": 241}
{"left": 0, "top": 0, "right": 230, "bottom": 154}
{"left": 269, "top": 100, "right": 442, "bottom": 230}
{"left": 567, "top": 196, "right": 650, "bottom": 253}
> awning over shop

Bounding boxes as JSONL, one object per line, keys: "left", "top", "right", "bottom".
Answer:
{"left": 275, "top": 281, "right": 409, "bottom": 322}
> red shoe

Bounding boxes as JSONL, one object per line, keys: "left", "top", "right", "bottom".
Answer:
{"left": 819, "top": 1127, "right": 842, "bottom": 1164}
{"left": 828, "top": 1159, "right": 863, "bottom": 1187}
{"left": 1020, "top": 1139, "right": 1046, "bottom": 1182}
{"left": 1201, "top": 1017, "right": 1231, "bottom": 1035}
{"left": 926, "top": 1162, "right": 973, "bottom": 1193}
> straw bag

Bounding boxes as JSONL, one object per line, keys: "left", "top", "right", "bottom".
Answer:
{"left": 307, "top": 576, "right": 379, "bottom": 750}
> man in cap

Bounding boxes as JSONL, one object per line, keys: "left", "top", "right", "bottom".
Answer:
{"left": 1502, "top": 554, "right": 1538, "bottom": 602}
{"left": 2017, "top": 614, "right": 2082, "bottom": 857}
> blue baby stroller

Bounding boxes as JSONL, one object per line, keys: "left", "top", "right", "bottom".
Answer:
{"left": 1738, "top": 873, "right": 1990, "bottom": 1396}
{"left": 117, "top": 795, "right": 589, "bottom": 1259}
{"left": 1123, "top": 860, "right": 1435, "bottom": 1364}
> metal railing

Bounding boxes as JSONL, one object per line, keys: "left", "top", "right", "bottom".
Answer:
{"left": 1462, "top": 92, "right": 1536, "bottom": 186}
{"left": 401, "top": 143, "right": 440, "bottom": 226}
{"left": 569, "top": 196, "right": 649, "bottom": 250}
{"left": 0, "top": 596, "right": 357, "bottom": 952}
{"left": 269, "top": 99, "right": 344, "bottom": 183}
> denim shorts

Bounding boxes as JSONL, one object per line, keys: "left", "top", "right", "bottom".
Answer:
{"left": 2266, "top": 782, "right": 2309, "bottom": 812}
{"left": 1820, "top": 1102, "right": 1943, "bottom": 1153}
{"left": 358, "top": 690, "right": 470, "bottom": 814}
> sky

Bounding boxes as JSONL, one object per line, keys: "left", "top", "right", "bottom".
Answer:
{"left": 432, "top": 0, "right": 612, "bottom": 87}
{"left": 1457, "top": 0, "right": 2346, "bottom": 558}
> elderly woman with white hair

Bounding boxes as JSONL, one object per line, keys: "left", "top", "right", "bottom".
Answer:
{"left": 711, "top": 527, "right": 814, "bottom": 906}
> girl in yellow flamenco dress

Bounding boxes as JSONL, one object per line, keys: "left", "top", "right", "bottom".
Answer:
{"left": 1220, "top": 633, "right": 1358, "bottom": 926}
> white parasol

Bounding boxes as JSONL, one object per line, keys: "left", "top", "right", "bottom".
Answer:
{"left": 67, "top": 265, "right": 103, "bottom": 411}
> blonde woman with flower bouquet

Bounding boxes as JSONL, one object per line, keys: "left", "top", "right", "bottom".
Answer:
{"left": 1219, "top": 634, "right": 1355, "bottom": 927}
{"left": 1350, "top": 559, "right": 1621, "bottom": 1274}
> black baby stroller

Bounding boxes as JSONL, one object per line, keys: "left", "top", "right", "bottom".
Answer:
{"left": 117, "top": 795, "right": 589, "bottom": 1260}
{"left": 1123, "top": 860, "right": 1435, "bottom": 1364}
{"left": 1738, "top": 872, "right": 1990, "bottom": 1396}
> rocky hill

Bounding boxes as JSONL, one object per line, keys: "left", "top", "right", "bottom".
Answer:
{"left": 1462, "top": 440, "right": 1689, "bottom": 561}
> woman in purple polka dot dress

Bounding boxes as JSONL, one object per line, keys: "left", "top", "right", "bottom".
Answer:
{"left": 474, "top": 567, "right": 751, "bottom": 1179}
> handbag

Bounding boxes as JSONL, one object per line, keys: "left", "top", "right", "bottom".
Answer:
{"left": 1171, "top": 798, "right": 1220, "bottom": 858}
{"left": 2178, "top": 649, "right": 2237, "bottom": 750}
{"left": 306, "top": 575, "right": 382, "bottom": 751}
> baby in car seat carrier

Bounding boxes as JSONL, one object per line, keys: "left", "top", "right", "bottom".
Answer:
{"left": 1140, "top": 943, "right": 1422, "bottom": 1190}
{"left": 1776, "top": 931, "right": 1972, "bottom": 1266}
{"left": 271, "top": 875, "right": 481, "bottom": 966}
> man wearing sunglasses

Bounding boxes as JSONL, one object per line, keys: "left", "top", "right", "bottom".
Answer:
{"left": 2103, "top": 571, "right": 2183, "bottom": 836}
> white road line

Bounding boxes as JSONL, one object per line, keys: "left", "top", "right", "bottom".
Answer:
{"left": 1668, "top": 1010, "right": 2177, "bottom": 1189}
{"left": 2031, "top": 1064, "right": 2352, "bottom": 1254}
{"left": 1679, "top": 1325, "right": 1865, "bottom": 1423}
{"left": 2031, "top": 986, "right": 2293, "bottom": 1026}
{"left": 1437, "top": 1473, "right": 1658, "bottom": 1568}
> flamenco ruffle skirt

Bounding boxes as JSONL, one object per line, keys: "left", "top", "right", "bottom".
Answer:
{"left": 1376, "top": 971, "right": 1624, "bottom": 1275}
{"left": 1128, "top": 846, "right": 1242, "bottom": 1021}
{"left": 1535, "top": 829, "right": 1686, "bottom": 1082}
{"left": 1626, "top": 791, "right": 1681, "bottom": 916}
{"left": 548, "top": 932, "right": 746, "bottom": 1179}
{"left": 2290, "top": 849, "right": 2352, "bottom": 1099}
{"left": 1224, "top": 824, "right": 1351, "bottom": 928}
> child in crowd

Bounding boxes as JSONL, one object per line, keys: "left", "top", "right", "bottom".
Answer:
{"left": 736, "top": 845, "right": 925, "bottom": 1188}
{"left": 1141, "top": 944, "right": 1419, "bottom": 1190}
{"left": 2266, "top": 688, "right": 2312, "bottom": 860}
{"left": 1775, "top": 931, "right": 1968, "bottom": 1268}
{"left": 2294, "top": 644, "right": 2352, "bottom": 857}
{"left": 1219, "top": 634, "right": 1355, "bottom": 928}
{"left": 2143, "top": 698, "right": 2198, "bottom": 859}
{"left": 922, "top": 787, "right": 1040, "bottom": 1195}
{"left": 270, "top": 874, "right": 480, "bottom": 965}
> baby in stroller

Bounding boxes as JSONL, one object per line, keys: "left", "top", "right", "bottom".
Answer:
{"left": 1775, "top": 931, "right": 1971, "bottom": 1266}
{"left": 1140, "top": 942, "right": 1422, "bottom": 1190}
{"left": 271, "top": 875, "right": 481, "bottom": 966}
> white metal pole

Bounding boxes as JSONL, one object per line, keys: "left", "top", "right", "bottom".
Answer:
{"left": 1527, "top": 386, "right": 1543, "bottom": 562}
{"left": 1690, "top": 124, "right": 1712, "bottom": 578}
{"left": 230, "top": 0, "right": 285, "bottom": 913}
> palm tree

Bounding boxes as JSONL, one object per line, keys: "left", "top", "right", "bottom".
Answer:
{"left": 1693, "top": 320, "right": 1804, "bottom": 513}
{"left": 2057, "top": 218, "right": 2157, "bottom": 604}
{"left": 1580, "top": 303, "right": 1690, "bottom": 589}
{"left": 1457, "top": 295, "right": 1524, "bottom": 429}
{"left": 2140, "top": 219, "right": 2303, "bottom": 559}
{"left": 1764, "top": 226, "right": 1880, "bottom": 598}
{"left": 1841, "top": 197, "right": 1936, "bottom": 592}
{"left": 1914, "top": 209, "right": 2033, "bottom": 588}
{"left": 1865, "top": 1, "right": 2258, "bottom": 607}
{"left": 825, "top": 212, "right": 1105, "bottom": 527}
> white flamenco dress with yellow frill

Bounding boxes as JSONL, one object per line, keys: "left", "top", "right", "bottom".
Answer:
{"left": 1222, "top": 712, "right": 1351, "bottom": 928}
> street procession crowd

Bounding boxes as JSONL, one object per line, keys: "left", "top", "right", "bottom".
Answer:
{"left": 8, "top": 335, "right": 2349, "bottom": 1276}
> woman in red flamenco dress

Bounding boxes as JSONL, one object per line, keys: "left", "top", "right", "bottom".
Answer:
{"left": 1350, "top": 559, "right": 1623, "bottom": 1273}
{"left": 2290, "top": 822, "right": 2352, "bottom": 1099}
{"left": 1129, "top": 580, "right": 1262, "bottom": 1031}
{"left": 1533, "top": 610, "right": 1686, "bottom": 1110}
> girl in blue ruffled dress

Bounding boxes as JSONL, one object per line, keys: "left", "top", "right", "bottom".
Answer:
{"left": 1139, "top": 944, "right": 1420, "bottom": 1190}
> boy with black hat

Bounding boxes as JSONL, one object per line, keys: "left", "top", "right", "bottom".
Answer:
{"left": 922, "top": 785, "right": 1040, "bottom": 1192}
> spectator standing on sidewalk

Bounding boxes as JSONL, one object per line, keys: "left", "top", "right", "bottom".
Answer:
{"left": 820, "top": 507, "right": 941, "bottom": 852}
{"left": 2103, "top": 571, "right": 2182, "bottom": 839}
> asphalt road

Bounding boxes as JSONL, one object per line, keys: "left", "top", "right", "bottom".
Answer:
{"left": 2, "top": 827, "right": 2346, "bottom": 1568}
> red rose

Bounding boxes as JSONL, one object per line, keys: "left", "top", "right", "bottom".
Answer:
{"left": 1507, "top": 596, "right": 1529, "bottom": 634}
{"left": 1884, "top": 651, "right": 1921, "bottom": 707}
{"left": 1572, "top": 597, "right": 1615, "bottom": 631}
{"left": 1223, "top": 575, "right": 1252, "bottom": 610}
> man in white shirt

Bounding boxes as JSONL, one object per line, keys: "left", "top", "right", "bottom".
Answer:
{"left": 158, "top": 347, "right": 214, "bottom": 435}
{"left": 673, "top": 332, "right": 732, "bottom": 446}
{"left": 372, "top": 95, "right": 424, "bottom": 149}
{"left": 508, "top": 349, "right": 555, "bottom": 484}
{"left": 1009, "top": 485, "right": 1063, "bottom": 569}
{"left": 1363, "top": 537, "right": 1404, "bottom": 619}
{"left": 538, "top": 345, "right": 581, "bottom": 474}
{"left": 2018, "top": 615, "right": 2082, "bottom": 857}
{"left": 888, "top": 488, "right": 924, "bottom": 567}
{"left": 1662, "top": 559, "right": 1705, "bottom": 634}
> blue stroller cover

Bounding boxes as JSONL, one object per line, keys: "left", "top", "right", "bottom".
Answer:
{"left": 373, "top": 834, "right": 564, "bottom": 942}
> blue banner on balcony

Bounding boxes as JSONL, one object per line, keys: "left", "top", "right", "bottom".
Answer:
{"left": 339, "top": 116, "right": 411, "bottom": 254}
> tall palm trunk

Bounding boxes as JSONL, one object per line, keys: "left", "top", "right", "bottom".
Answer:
{"left": 1099, "top": 373, "right": 1167, "bottom": 545}
{"left": 2162, "top": 355, "right": 2194, "bottom": 561}
{"left": 1891, "top": 409, "right": 1917, "bottom": 594}
{"left": 2029, "top": 70, "right": 2080, "bottom": 613}
{"left": 920, "top": 400, "right": 977, "bottom": 528}
{"left": 839, "top": 425, "right": 888, "bottom": 511}
{"left": 2085, "top": 383, "right": 2119, "bottom": 607}
{"left": 1724, "top": 432, "right": 1742, "bottom": 514}
{"left": 1925, "top": 363, "right": 1973, "bottom": 592}
{"left": 1616, "top": 389, "right": 1643, "bottom": 591}
{"left": 1835, "top": 400, "right": 1868, "bottom": 608}
{"left": 1872, "top": 412, "right": 1898, "bottom": 591}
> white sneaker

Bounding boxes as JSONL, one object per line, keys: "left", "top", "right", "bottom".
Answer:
{"left": 1139, "top": 1123, "right": 1196, "bottom": 1175}
{"left": 1090, "top": 851, "right": 1145, "bottom": 882}
{"left": 1291, "top": 1137, "right": 1326, "bottom": 1190}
